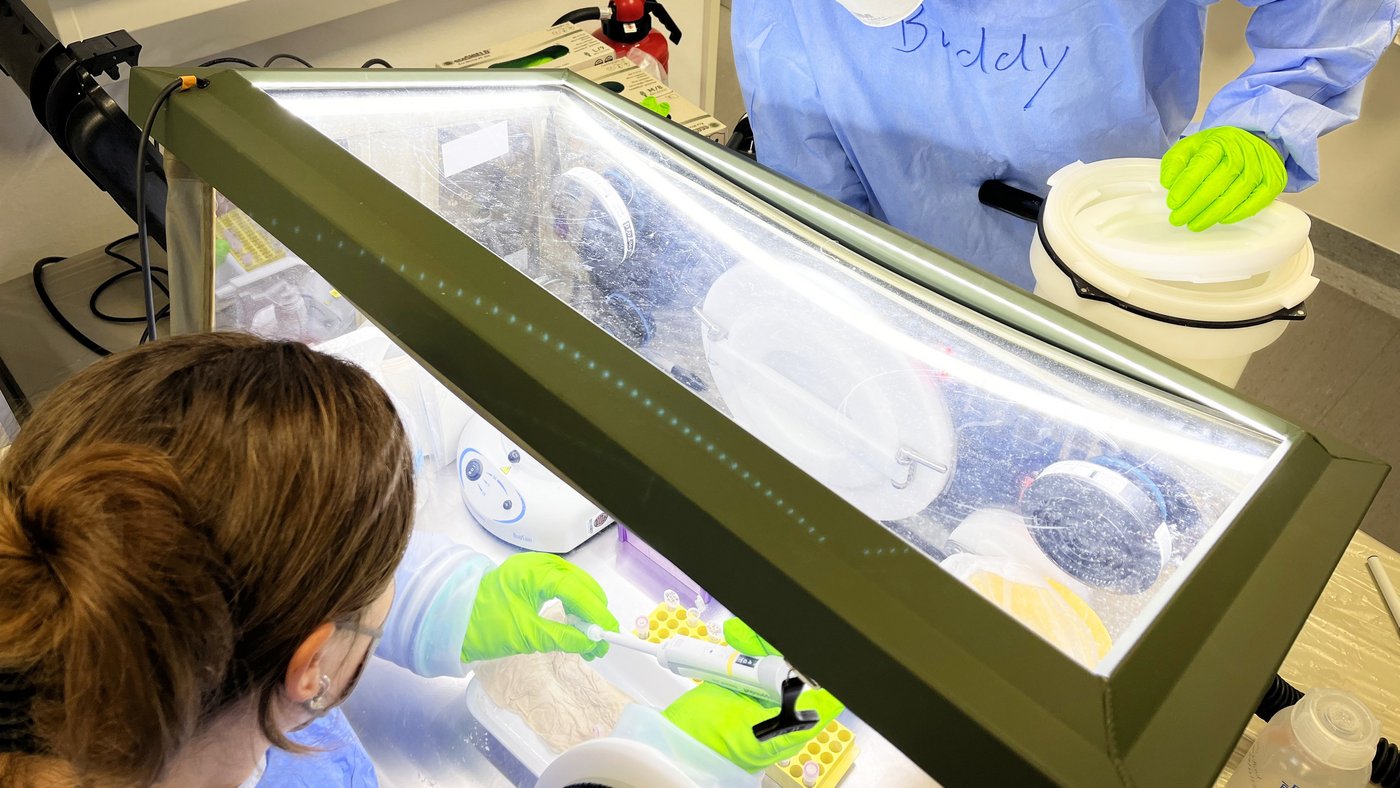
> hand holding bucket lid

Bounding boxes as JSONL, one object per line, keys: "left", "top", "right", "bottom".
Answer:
{"left": 1004, "top": 157, "right": 1321, "bottom": 385}
{"left": 1045, "top": 158, "right": 1312, "bottom": 285}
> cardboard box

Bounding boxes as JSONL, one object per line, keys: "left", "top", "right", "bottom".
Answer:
{"left": 439, "top": 22, "right": 615, "bottom": 71}
{"left": 574, "top": 58, "right": 727, "bottom": 140}
{"left": 441, "top": 23, "right": 726, "bottom": 141}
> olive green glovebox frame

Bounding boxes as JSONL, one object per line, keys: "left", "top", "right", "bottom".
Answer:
{"left": 132, "top": 66, "right": 1387, "bottom": 787}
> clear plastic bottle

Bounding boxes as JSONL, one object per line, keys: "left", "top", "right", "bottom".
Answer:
{"left": 1225, "top": 688, "right": 1379, "bottom": 788}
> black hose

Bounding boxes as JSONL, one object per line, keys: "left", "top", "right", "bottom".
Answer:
{"left": 1376, "top": 738, "right": 1400, "bottom": 788}
{"left": 1254, "top": 674, "right": 1305, "bottom": 722}
{"left": 554, "top": 8, "right": 602, "bottom": 26}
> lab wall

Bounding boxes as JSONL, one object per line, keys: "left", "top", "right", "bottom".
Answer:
{"left": 0, "top": 0, "right": 720, "bottom": 285}
{"left": 1197, "top": 3, "right": 1400, "bottom": 251}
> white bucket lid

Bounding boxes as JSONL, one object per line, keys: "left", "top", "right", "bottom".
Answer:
{"left": 1045, "top": 159, "right": 1311, "bottom": 285}
{"left": 700, "top": 263, "right": 956, "bottom": 521}
{"left": 1041, "top": 159, "right": 1319, "bottom": 323}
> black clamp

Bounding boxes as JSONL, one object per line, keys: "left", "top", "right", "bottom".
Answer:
{"left": 69, "top": 29, "right": 140, "bottom": 81}
{"left": 752, "top": 676, "right": 820, "bottom": 742}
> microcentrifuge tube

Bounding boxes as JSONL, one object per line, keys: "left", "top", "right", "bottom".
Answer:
{"left": 686, "top": 607, "right": 701, "bottom": 621}
{"left": 663, "top": 589, "right": 681, "bottom": 609}
{"left": 802, "top": 760, "right": 820, "bottom": 786}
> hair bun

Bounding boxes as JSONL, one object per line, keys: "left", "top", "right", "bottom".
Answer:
{"left": 0, "top": 443, "right": 235, "bottom": 784}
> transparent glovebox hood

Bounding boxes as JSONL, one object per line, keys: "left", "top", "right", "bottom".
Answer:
{"left": 257, "top": 80, "right": 1283, "bottom": 674}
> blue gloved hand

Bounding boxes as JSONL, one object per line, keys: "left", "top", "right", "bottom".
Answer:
{"left": 1160, "top": 126, "right": 1287, "bottom": 232}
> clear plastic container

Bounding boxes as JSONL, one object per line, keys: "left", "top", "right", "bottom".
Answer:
{"left": 1225, "top": 688, "right": 1379, "bottom": 788}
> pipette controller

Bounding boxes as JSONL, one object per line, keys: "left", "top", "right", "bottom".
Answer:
{"left": 572, "top": 616, "right": 789, "bottom": 705}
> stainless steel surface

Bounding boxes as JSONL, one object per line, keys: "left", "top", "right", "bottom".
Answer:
{"left": 0, "top": 239, "right": 160, "bottom": 402}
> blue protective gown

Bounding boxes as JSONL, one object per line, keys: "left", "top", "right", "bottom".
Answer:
{"left": 255, "top": 710, "right": 378, "bottom": 787}
{"left": 732, "top": 0, "right": 1398, "bottom": 289}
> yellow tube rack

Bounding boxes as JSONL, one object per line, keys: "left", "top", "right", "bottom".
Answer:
{"left": 767, "top": 719, "right": 859, "bottom": 788}
{"left": 632, "top": 601, "right": 725, "bottom": 646}
{"left": 631, "top": 600, "right": 858, "bottom": 786}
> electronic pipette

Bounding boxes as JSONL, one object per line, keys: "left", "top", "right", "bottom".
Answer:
{"left": 571, "top": 616, "right": 820, "bottom": 741}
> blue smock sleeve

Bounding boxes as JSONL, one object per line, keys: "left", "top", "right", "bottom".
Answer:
{"left": 258, "top": 709, "right": 377, "bottom": 787}
{"left": 731, "top": 0, "right": 873, "bottom": 214}
{"left": 1200, "top": 0, "right": 1399, "bottom": 191}
{"left": 376, "top": 532, "right": 496, "bottom": 679}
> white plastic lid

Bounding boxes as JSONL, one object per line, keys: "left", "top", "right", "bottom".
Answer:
{"left": 1291, "top": 688, "right": 1381, "bottom": 770}
{"left": 1045, "top": 159, "right": 1311, "bottom": 285}
{"left": 701, "top": 263, "right": 956, "bottom": 521}
{"left": 831, "top": 0, "right": 923, "bottom": 27}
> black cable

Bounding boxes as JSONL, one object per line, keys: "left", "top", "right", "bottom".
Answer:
{"left": 263, "top": 53, "right": 315, "bottom": 68}
{"left": 199, "top": 53, "right": 392, "bottom": 70}
{"left": 31, "top": 240, "right": 172, "bottom": 356}
{"left": 33, "top": 256, "right": 113, "bottom": 356}
{"left": 139, "top": 305, "right": 171, "bottom": 345}
{"left": 90, "top": 268, "right": 170, "bottom": 322}
{"left": 136, "top": 78, "right": 198, "bottom": 342}
{"left": 198, "top": 56, "right": 259, "bottom": 68}
{"left": 104, "top": 233, "right": 138, "bottom": 260}
{"left": 90, "top": 235, "right": 169, "bottom": 323}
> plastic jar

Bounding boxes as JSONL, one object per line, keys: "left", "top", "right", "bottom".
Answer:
{"left": 1225, "top": 688, "right": 1379, "bottom": 788}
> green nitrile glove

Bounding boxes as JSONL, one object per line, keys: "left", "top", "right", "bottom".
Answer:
{"left": 1160, "top": 126, "right": 1287, "bottom": 232}
{"left": 640, "top": 95, "right": 672, "bottom": 118}
{"left": 663, "top": 619, "right": 845, "bottom": 773}
{"left": 460, "top": 553, "right": 619, "bottom": 663}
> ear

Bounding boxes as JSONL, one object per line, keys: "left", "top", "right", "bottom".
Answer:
{"left": 284, "top": 622, "right": 336, "bottom": 703}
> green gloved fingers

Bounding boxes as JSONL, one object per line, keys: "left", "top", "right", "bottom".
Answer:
{"left": 723, "top": 617, "right": 778, "bottom": 656}
{"left": 664, "top": 618, "right": 845, "bottom": 773}
{"left": 664, "top": 682, "right": 845, "bottom": 773}
{"left": 1160, "top": 126, "right": 1287, "bottom": 232}
{"left": 460, "top": 552, "right": 620, "bottom": 663}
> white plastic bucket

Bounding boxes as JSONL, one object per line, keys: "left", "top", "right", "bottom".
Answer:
{"left": 1030, "top": 159, "right": 1319, "bottom": 387}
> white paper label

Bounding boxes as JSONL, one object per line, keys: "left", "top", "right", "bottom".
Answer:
{"left": 441, "top": 121, "right": 509, "bottom": 178}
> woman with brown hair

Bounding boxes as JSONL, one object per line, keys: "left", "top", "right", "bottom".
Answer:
{"left": 0, "top": 333, "right": 620, "bottom": 787}
{"left": 0, "top": 332, "right": 846, "bottom": 786}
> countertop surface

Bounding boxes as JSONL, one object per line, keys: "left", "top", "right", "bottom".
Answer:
{"left": 1216, "top": 529, "right": 1400, "bottom": 786}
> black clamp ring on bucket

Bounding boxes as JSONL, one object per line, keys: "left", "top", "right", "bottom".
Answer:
{"left": 977, "top": 180, "right": 1307, "bottom": 330}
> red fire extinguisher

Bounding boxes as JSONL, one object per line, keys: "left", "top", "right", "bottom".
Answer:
{"left": 554, "top": 1, "right": 682, "bottom": 84}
